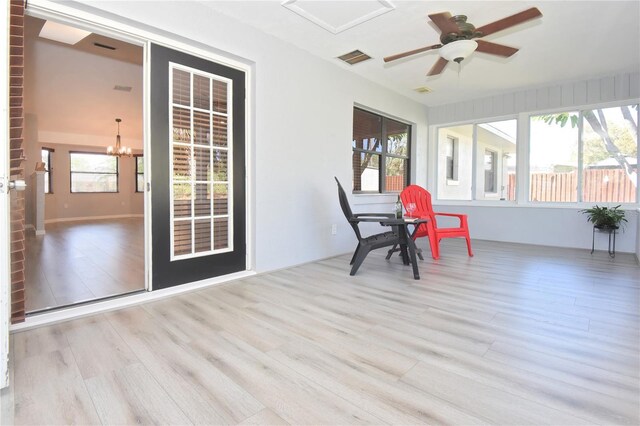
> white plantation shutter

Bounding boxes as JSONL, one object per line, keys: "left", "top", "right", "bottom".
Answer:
{"left": 169, "top": 63, "right": 232, "bottom": 259}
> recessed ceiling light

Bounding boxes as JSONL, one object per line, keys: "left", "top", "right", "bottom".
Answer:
{"left": 414, "top": 86, "right": 432, "bottom": 93}
{"left": 337, "top": 50, "right": 372, "bottom": 65}
{"left": 39, "top": 20, "right": 91, "bottom": 45}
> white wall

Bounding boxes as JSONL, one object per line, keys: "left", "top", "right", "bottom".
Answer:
{"left": 433, "top": 204, "right": 637, "bottom": 254}
{"left": 64, "top": 0, "right": 429, "bottom": 272}
{"left": 428, "top": 72, "right": 640, "bottom": 254}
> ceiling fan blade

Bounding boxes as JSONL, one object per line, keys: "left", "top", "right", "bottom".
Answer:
{"left": 475, "top": 40, "right": 519, "bottom": 57}
{"left": 475, "top": 7, "right": 542, "bottom": 37}
{"left": 428, "top": 12, "right": 460, "bottom": 35}
{"left": 383, "top": 44, "right": 442, "bottom": 63}
{"left": 427, "top": 57, "right": 448, "bottom": 76}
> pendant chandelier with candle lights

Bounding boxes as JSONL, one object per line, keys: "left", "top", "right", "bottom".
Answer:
{"left": 107, "top": 118, "right": 132, "bottom": 157}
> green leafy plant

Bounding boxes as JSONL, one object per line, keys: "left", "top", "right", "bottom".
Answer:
{"left": 580, "top": 205, "right": 627, "bottom": 229}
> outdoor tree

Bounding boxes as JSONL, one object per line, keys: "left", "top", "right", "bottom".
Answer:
{"left": 538, "top": 104, "right": 638, "bottom": 182}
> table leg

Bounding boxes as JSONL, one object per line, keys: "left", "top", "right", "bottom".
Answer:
{"left": 406, "top": 236, "right": 420, "bottom": 279}
{"left": 591, "top": 226, "right": 595, "bottom": 254}
{"left": 399, "top": 243, "right": 410, "bottom": 265}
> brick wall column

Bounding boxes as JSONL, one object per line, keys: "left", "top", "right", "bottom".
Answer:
{"left": 9, "top": 0, "right": 25, "bottom": 323}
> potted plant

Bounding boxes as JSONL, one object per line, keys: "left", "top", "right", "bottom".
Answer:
{"left": 580, "top": 205, "right": 627, "bottom": 230}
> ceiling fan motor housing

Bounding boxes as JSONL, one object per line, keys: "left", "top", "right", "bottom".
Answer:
{"left": 440, "top": 15, "right": 483, "bottom": 44}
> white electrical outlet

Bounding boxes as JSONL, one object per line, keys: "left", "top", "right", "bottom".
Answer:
{"left": 331, "top": 224, "right": 337, "bottom": 235}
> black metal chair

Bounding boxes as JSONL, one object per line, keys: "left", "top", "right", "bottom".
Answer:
{"left": 335, "top": 177, "right": 403, "bottom": 276}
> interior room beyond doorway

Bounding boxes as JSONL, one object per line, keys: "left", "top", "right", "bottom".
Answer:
{"left": 23, "top": 15, "right": 145, "bottom": 313}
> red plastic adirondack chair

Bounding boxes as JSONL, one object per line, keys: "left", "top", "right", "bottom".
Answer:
{"left": 400, "top": 185, "right": 473, "bottom": 260}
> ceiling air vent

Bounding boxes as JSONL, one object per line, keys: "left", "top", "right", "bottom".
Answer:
{"left": 414, "top": 86, "right": 432, "bottom": 94}
{"left": 94, "top": 42, "right": 116, "bottom": 51}
{"left": 114, "top": 85, "right": 133, "bottom": 92}
{"left": 337, "top": 50, "right": 372, "bottom": 65}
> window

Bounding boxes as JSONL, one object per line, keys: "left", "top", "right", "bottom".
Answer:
{"left": 484, "top": 149, "right": 497, "bottom": 193}
{"left": 135, "top": 155, "right": 144, "bottom": 193}
{"left": 529, "top": 103, "right": 637, "bottom": 203}
{"left": 445, "top": 136, "right": 458, "bottom": 181}
{"left": 41, "top": 148, "right": 53, "bottom": 194}
{"left": 437, "top": 119, "right": 517, "bottom": 201}
{"left": 352, "top": 107, "right": 411, "bottom": 193}
{"left": 70, "top": 152, "right": 118, "bottom": 193}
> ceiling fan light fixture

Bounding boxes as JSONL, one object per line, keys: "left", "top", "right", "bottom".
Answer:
{"left": 439, "top": 40, "right": 478, "bottom": 63}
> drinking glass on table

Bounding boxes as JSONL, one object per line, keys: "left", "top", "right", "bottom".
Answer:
{"left": 405, "top": 202, "right": 416, "bottom": 218}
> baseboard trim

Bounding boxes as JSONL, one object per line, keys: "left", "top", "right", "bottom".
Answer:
{"left": 45, "top": 214, "right": 144, "bottom": 224}
{"left": 10, "top": 270, "right": 256, "bottom": 332}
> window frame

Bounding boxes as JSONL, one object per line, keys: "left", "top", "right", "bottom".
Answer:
{"left": 41, "top": 147, "right": 54, "bottom": 194}
{"left": 135, "top": 154, "right": 144, "bottom": 193}
{"left": 69, "top": 151, "right": 119, "bottom": 194}
{"left": 352, "top": 106, "right": 412, "bottom": 194}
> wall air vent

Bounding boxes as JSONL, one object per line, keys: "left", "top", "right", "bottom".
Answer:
{"left": 337, "top": 50, "right": 372, "bottom": 65}
{"left": 114, "top": 85, "right": 133, "bottom": 92}
{"left": 414, "top": 86, "right": 432, "bottom": 94}
{"left": 94, "top": 42, "right": 116, "bottom": 50}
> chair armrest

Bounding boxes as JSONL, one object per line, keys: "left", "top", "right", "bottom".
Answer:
{"left": 353, "top": 213, "right": 395, "bottom": 218}
{"left": 379, "top": 218, "right": 428, "bottom": 226}
{"left": 351, "top": 217, "right": 395, "bottom": 223}
{"left": 434, "top": 212, "right": 467, "bottom": 218}
{"left": 434, "top": 212, "right": 468, "bottom": 226}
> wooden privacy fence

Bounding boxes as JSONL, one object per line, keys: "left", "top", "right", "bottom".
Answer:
{"left": 386, "top": 175, "right": 405, "bottom": 192}
{"left": 508, "top": 169, "right": 636, "bottom": 202}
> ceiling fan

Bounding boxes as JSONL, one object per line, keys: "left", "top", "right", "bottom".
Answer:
{"left": 384, "top": 7, "right": 542, "bottom": 76}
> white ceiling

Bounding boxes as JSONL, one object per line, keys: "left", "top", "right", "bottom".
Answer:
{"left": 197, "top": 0, "right": 640, "bottom": 106}
{"left": 23, "top": 1, "right": 639, "bottom": 143}
{"left": 24, "top": 16, "right": 144, "bottom": 145}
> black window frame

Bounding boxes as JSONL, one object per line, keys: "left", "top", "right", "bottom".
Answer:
{"left": 69, "top": 151, "right": 119, "bottom": 194}
{"left": 41, "top": 147, "right": 54, "bottom": 194}
{"left": 135, "top": 154, "right": 144, "bottom": 193}
{"left": 352, "top": 107, "right": 411, "bottom": 193}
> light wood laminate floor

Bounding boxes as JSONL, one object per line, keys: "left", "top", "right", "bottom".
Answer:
{"left": 25, "top": 218, "right": 145, "bottom": 312}
{"left": 3, "top": 239, "right": 639, "bottom": 425}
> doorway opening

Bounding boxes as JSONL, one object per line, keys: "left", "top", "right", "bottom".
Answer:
{"left": 23, "top": 15, "right": 145, "bottom": 313}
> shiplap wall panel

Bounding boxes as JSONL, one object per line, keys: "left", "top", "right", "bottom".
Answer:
{"left": 429, "top": 71, "right": 640, "bottom": 124}
{"left": 482, "top": 97, "right": 493, "bottom": 117}
{"left": 600, "top": 76, "right": 615, "bottom": 102}
{"left": 573, "top": 80, "right": 588, "bottom": 105}
{"left": 514, "top": 90, "right": 526, "bottom": 113}
{"left": 503, "top": 92, "right": 515, "bottom": 114}
{"left": 615, "top": 73, "right": 630, "bottom": 99}
{"left": 548, "top": 85, "right": 562, "bottom": 107}
{"left": 561, "top": 82, "right": 574, "bottom": 107}
{"left": 525, "top": 89, "right": 537, "bottom": 111}
{"left": 587, "top": 79, "right": 601, "bottom": 104}
{"left": 630, "top": 72, "right": 639, "bottom": 97}
{"left": 492, "top": 95, "right": 504, "bottom": 116}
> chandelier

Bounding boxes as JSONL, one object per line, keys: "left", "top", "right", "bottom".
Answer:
{"left": 107, "top": 118, "right": 132, "bottom": 157}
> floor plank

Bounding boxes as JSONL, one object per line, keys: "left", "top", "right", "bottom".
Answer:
{"left": 25, "top": 218, "right": 145, "bottom": 312}
{"left": 4, "top": 239, "right": 639, "bottom": 425}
